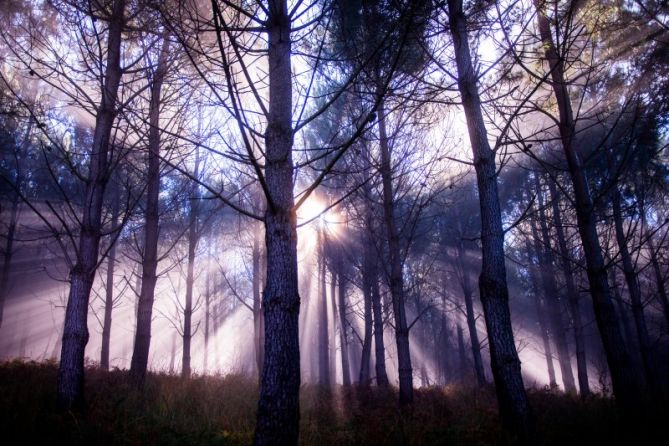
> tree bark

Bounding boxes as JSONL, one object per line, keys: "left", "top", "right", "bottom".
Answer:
{"left": 0, "top": 193, "right": 19, "bottom": 329}
{"left": 318, "top": 226, "right": 330, "bottom": 388}
{"left": 57, "top": 0, "right": 125, "bottom": 410}
{"left": 253, "top": 228, "right": 264, "bottom": 381}
{"left": 254, "top": 1, "right": 300, "bottom": 443}
{"left": 359, "top": 237, "right": 373, "bottom": 385}
{"left": 547, "top": 179, "right": 590, "bottom": 397}
{"left": 337, "top": 255, "right": 351, "bottom": 386}
{"left": 447, "top": 1, "right": 535, "bottom": 442}
{"left": 377, "top": 98, "right": 413, "bottom": 406}
{"left": 129, "top": 35, "right": 170, "bottom": 387}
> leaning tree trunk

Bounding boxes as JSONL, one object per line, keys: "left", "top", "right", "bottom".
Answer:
{"left": 100, "top": 180, "right": 120, "bottom": 371}
{"left": 129, "top": 35, "right": 170, "bottom": 387}
{"left": 532, "top": 0, "right": 644, "bottom": 416}
{"left": 254, "top": 1, "right": 300, "bottom": 443}
{"left": 611, "top": 186, "right": 663, "bottom": 399}
{"left": 447, "top": 1, "right": 535, "bottom": 442}
{"left": 377, "top": 98, "right": 413, "bottom": 406}
{"left": 57, "top": 0, "right": 125, "bottom": 410}
{"left": 548, "top": 179, "right": 590, "bottom": 397}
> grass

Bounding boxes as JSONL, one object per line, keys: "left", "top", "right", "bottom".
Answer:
{"left": 0, "top": 360, "right": 661, "bottom": 445}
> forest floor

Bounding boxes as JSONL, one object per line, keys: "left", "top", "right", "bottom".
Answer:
{"left": 0, "top": 360, "right": 663, "bottom": 445}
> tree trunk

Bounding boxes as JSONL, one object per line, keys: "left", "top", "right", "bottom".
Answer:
{"left": 203, "top": 262, "right": 210, "bottom": 373}
{"left": 129, "top": 35, "right": 170, "bottom": 387}
{"left": 532, "top": 0, "right": 645, "bottom": 416}
{"left": 359, "top": 238, "right": 373, "bottom": 385}
{"left": 534, "top": 178, "right": 576, "bottom": 392}
{"left": 318, "top": 227, "right": 330, "bottom": 388}
{"left": 371, "top": 258, "right": 389, "bottom": 387}
{"left": 447, "top": 1, "right": 535, "bottom": 442}
{"left": 253, "top": 228, "right": 264, "bottom": 380}
{"left": 254, "top": 1, "right": 300, "bottom": 443}
{"left": 547, "top": 179, "right": 590, "bottom": 397}
{"left": 526, "top": 237, "right": 557, "bottom": 388}
{"left": 644, "top": 216, "right": 669, "bottom": 328}
{"left": 338, "top": 257, "right": 351, "bottom": 386}
{"left": 377, "top": 98, "right": 413, "bottom": 406}
{"left": 611, "top": 187, "right": 662, "bottom": 398}
{"left": 0, "top": 193, "right": 19, "bottom": 329}
{"left": 57, "top": 0, "right": 124, "bottom": 410}
{"left": 455, "top": 229, "right": 487, "bottom": 386}
{"left": 182, "top": 149, "right": 201, "bottom": 379}
{"left": 100, "top": 181, "right": 120, "bottom": 371}
{"left": 457, "top": 324, "right": 467, "bottom": 383}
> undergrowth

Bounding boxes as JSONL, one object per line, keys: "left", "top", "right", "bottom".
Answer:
{"left": 0, "top": 360, "right": 661, "bottom": 445}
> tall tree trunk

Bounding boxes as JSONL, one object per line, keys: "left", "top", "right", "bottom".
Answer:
{"left": 100, "top": 181, "right": 120, "bottom": 371}
{"left": 57, "top": 0, "right": 124, "bottom": 410}
{"left": 644, "top": 213, "right": 669, "bottom": 327}
{"left": 534, "top": 178, "right": 576, "bottom": 392}
{"left": 338, "top": 257, "right": 351, "bottom": 386}
{"left": 377, "top": 98, "right": 413, "bottom": 406}
{"left": 447, "top": 1, "right": 535, "bottom": 442}
{"left": 318, "top": 227, "right": 330, "bottom": 388}
{"left": 359, "top": 238, "right": 373, "bottom": 385}
{"left": 254, "top": 1, "right": 300, "bottom": 443}
{"left": 526, "top": 237, "right": 557, "bottom": 387}
{"left": 129, "top": 35, "right": 170, "bottom": 387}
{"left": 532, "top": 0, "right": 644, "bottom": 416}
{"left": 547, "top": 179, "right": 590, "bottom": 397}
{"left": 457, "top": 324, "right": 467, "bottom": 383}
{"left": 203, "top": 262, "right": 210, "bottom": 373}
{"left": 455, "top": 229, "right": 487, "bottom": 386}
{"left": 611, "top": 187, "right": 662, "bottom": 398}
{"left": 329, "top": 259, "right": 337, "bottom": 385}
{"left": 182, "top": 149, "right": 201, "bottom": 379}
{"left": 370, "top": 257, "right": 389, "bottom": 387}
{"left": 0, "top": 193, "right": 19, "bottom": 329}
{"left": 252, "top": 228, "right": 264, "bottom": 380}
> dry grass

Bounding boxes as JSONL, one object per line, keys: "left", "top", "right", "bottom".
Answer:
{"left": 0, "top": 360, "right": 661, "bottom": 445}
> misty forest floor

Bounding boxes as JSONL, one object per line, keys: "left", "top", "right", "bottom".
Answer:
{"left": 0, "top": 360, "right": 663, "bottom": 445}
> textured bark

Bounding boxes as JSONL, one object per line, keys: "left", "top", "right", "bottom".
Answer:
{"left": 612, "top": 187, "right": 662, "bottom": 398}
{"left": 329, "top": 259, "right": 337, "bottom": 386}
{"left": 526, "top": 237, "right": 557, "bottom": 387}
{"left": 534, "top": 178, "right": 576, "bottom": 392}
{"left": 129, "top": 35, "right": 170, "bottom": 387}
{"left": 370, "top": 258, "right": 390, "bottom": 387}
{"left": 254, "top": 1, "right": 300, "bottom": 443}
{"left": 533, "top": 0, "right": 644, "bottom": 415}
{"left": 56, "top": 0, "right": 125, "bottom": 410}
{"left": 455, "top": 228, "right": 487, "bottom": 386}
{"left": 448, "top": 1, "right": 535, "bottom": 442}
{"left": 377, "top": 99, "right": 413, "bottom": 406}
{"left": 100, "top": 182, "right": 120, "bottom": 371}
{"left": 548, "top": 180, "right": 590, "bottom": 397}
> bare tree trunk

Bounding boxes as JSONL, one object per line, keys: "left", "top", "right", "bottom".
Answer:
{"left": 457, "top": 324, "right": 467, "bottom": 383}
{"left": 254, "top": 1, "right": 300, "bottom": 443}
{"left": 203, "top": 263, "right": 210, "bottom": 373}
{"left": 182, "top": 149, "right": 201, "bottom": 379}
{"left": 57, "top": 0, "right": 125, "bottom": 410}
{"left": 645, "top": 219, "right": 669, "bottom": 328}
{"left": 329, "top": 259, "right": 337, "bottom": 386}
{"left": 100, "top": 181, "right": 120, "bottom": 371}
{"left": 252, "top": 228, "right": 264, "bottom": 380}
{"left": 377, "top": 98, "right": 413, "bottom": 406}
{"left": 317, "top": 227, "right": 330, "bottom": 388}
{"left": 129, "top": 35, "right": 170, "bottom": 387}
{"left": 534, "top": 178, "right": 576, "bottom": 393}
{"left": 548, "top": 179, "right": 590, "bottom": 397}
{"left": 447, "top": 1, "right": 534, "bottom": 442}
{"left": 370, "top": 257, "right": 389, "bottom": 387}
{"left": 0, "top": 193, "right": 19, "bottom": 329}
{"left": 338, "top": 257, "right": 351, "bottom": 386}
{"left": 532, "top": 0, "right": 644, "bottom": 416}
{"left": 455, "top": 230, "right": 487, "bottom": 386}
{"left": 526, "top": 237, "right": 557, "bottom": 387}
{"left": 611, "top": 187, "right": 663, "bottom": 398}
{"left": 359, "top": 239, "right": 373, "bottom": 385}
